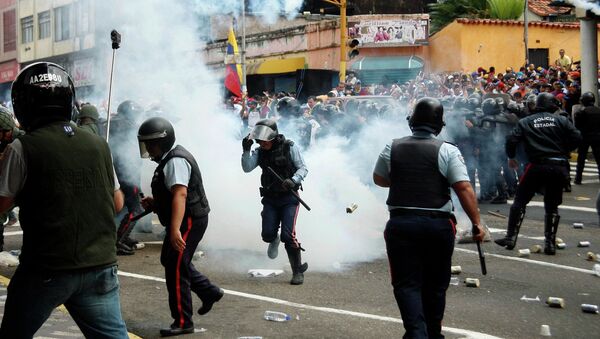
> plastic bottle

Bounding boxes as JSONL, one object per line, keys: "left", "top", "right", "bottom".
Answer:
{"left": 263, "top": 311, "right": 291, "bottom": 322}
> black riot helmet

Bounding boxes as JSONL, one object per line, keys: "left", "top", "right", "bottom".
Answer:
{"left": 581, "top": 91, "right": 596, "bottom": 107}
{"left": 249, "top": 118, "right": 278, "bottom": 141}
{"left": 494, "top": 96, "right": 506, "bottom": 108}
{"left": 481, "top": 98, "right": 501, "bottom": 116}
{"left": 276, "top": 97, "right": 301, "bottom": 118}
{"left": 117, "top": 100, "right": 144, "bottom": 121}
{"left": 408, "top": 97, "right": 444, "bottom": 135}
{"left": 11, "top": 62, "right": 75, "bottom": 131}
{"left": 453, "top": 97, "right": 468, "bottom": 111}
{"left": 137, "top": 117, "right": 175, "bottom": 161}
{"left": 536, "top": 92, "right": 560, "bottom": 113}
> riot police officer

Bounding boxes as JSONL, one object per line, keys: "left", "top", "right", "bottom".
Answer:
{"left": 276, "top": 97, "right": 312, "bottom": 149}
{"left": 373, "top": 97, "right": 484, "bottom": 338}
{"left": 496, "top": 92, "right": 581, "bottom": 254}
{"left": 138, "top": 117, "right": 223, "bottom": 336}
{"left": 241, "top": 119, "right": 309, "bottom": 285}
{"left": 573, "top": 91, "right": 600, "bottom": 184}
{"left": 0, "top": 62, "right": 128, "bottom": 337}
{"left": 76, "top": 103, "right": 101, "bottom": 136}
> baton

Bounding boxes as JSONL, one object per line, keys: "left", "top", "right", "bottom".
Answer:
{"left": 129, "top": 209, "right": 152, "bottom": 223}
{"left": 473, "top": 225, "right": 487, "bottom": 275}
{"left": 266, "top": 166, "right": 311, "bottom": 211}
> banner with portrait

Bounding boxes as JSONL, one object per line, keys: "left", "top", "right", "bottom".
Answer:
{"left": 348, "top": 15, "right": 429, "bottom": 47}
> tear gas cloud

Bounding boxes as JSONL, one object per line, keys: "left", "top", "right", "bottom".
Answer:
{"left": 92, "top": 0, "right": 474, "bottom": 272}
{"left": 568, "top": 0, "right": 600, "bottom": 15}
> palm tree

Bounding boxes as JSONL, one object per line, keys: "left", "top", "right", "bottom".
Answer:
{"left": 429, "top": 0, "right": 525, "bottom": 34}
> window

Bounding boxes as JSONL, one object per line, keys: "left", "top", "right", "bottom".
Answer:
{"left": 3, "top": 10, "right": 16, "bottom": 52}
{"left": 21, "top": 16, "right": 33, "bottom": 44}
{"left": 74, "top": 0, "right": 91, "bottom": 36}
{"left": 38, "top": 11, "right": 50, "bottom": 39}
{"left": 54, "top": 5, "right": 71, "bottom": 41}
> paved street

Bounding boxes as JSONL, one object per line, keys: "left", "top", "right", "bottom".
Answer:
{"left": 1, "top": 161, "right": 599, "bottom": 338}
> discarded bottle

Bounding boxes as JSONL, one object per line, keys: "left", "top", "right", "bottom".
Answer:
{"left": 263, "top": 311, "right": 291, "bottom": 322}
{"left": 449, "top": 277, "right": 459, "bottom": 286}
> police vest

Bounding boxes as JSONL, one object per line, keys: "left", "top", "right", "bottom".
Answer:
{"left": 17, "top": 122, "right": 116, "bottom": 271}
{"left": 151, "top": 145, "right": 210, "bottom": 227}
{"left": 258, "top": 135, "right": 297, "bottom": 194}
{"left": 386, "top": 136, "right": 451, "bottom": 209}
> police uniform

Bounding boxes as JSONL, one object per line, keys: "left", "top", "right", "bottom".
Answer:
{"left": 500, "top": 106, "right": 581, "bottom": 254}
{"left": 374, "top": 131, "right": 469, "bottom": 338}
{"left": 574, "top": 103, "right": 600, "bottom": 184}
{"left": 242, "top": 129, "right": 308, "bottom": 285}
{"left": 151, "top": 144, "right": 221, "bottom": 332}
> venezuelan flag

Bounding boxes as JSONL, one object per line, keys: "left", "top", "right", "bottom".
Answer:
{"left": 224, "top": 27, "right": 242, "bottom": 98}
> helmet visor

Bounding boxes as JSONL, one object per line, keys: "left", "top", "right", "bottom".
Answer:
{"left": 249, "top": 124, "right": 276, "bottom": 141}
{"left": 138, "top": 141, "right": 150, "bottom": 159}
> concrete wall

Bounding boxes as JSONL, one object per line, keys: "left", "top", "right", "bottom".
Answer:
{"left": 430, "top": 20, "right": 599, "bottom": 73}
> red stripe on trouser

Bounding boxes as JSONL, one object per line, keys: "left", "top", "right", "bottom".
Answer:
{"left": 520, "top": 163, "right": 533, "bottom": 183}
{"left": 176, "top": 217, "right": 193, "bottom": 328}
{"left": 291, "top": 200, "right": 300, "bottom": 248}
{"left": 449, "top": 218, "right": 456, "bottom": 236}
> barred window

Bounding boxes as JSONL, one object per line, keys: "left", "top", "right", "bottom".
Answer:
{"left": 21, "top": 16, "right": 33, "bottom": 44}
{"left": 38, "top": 11, "right": 51, "bottom": 39}
{"left": 54, "top": 5, "right": 71, "bottom": 41}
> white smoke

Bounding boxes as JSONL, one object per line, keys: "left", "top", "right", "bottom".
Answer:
{"left": 567, "top": 0, "right": 600, "bottom": 15}
{"left": 91, "top": 0, "right": 473, "bottom": 273}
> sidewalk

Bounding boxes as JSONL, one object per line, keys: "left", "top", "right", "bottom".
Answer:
{"left": 0, "top": 275, "right": 141, "bottom": 338}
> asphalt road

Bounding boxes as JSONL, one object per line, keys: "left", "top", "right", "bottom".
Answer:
{"left": 1, "top": 161, "right": 599, "bottom": 338}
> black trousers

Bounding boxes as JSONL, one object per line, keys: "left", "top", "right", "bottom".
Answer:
{"left": 575, "top": 141, "right": 600, "bottom": 182}
{"left": 513, "top": 163, "right": 569, "bottom": 214}
{"left": 161, "top": 214, "right": 221, "bottom": 328}
{"left": 384, "top": 214, "right": 456, "bottom": 339}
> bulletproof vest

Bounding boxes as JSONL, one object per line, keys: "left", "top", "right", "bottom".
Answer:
{"left": 17, "top": 122, "right": 116, "bottom": 270}
{"left": 151, "top": 145, "right": 210, "bottom": 227}
{"left": 576, "top": 106, "right": 600, "bottom": 140}
{"left": 386, "top": 136, "right": 451, "bottom": 209}
{"left": 258, "top": 135, "right": 297, "bottom": 194}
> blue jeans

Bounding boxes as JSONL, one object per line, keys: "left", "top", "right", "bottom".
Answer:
{"left": 0, "top": 265, "right": 128, "bottom": 338}
{"left": 261, "top": 193, "right": 301, "bottom": 248}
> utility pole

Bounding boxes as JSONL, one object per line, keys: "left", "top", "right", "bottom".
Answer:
{"left": 241, "top": 0, "right": 247, "bottom": 96}
{"left": 324, "top": 0, "right": 347, "bottom": 83}
{"left": 524, "top": 0, "right": 529, "bottom": 67}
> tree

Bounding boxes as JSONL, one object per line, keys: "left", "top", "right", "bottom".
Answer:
{"left": 429, "top": 0, "right": 525, "bottom": 34}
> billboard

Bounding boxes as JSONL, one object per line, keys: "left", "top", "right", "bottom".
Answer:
{"left": 348, "top": 15, "right": 429, "bottom": 47}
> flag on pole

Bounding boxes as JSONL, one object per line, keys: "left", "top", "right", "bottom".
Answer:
{"left": 224, "top": 26, "right": 242, "bottom": 97}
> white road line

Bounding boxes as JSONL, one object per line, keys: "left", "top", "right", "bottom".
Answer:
{"left": 117, "top": 270, "right": 501, "bottom": 339}
{"left": 507, "top": 200, "right": 597, "bottom": 213}
{"left": 455, "top": 248, "right": 596, "bottom": 274}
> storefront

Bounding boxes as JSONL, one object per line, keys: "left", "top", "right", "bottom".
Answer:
{"left": 0, "top": 60, "right": 19, "bottom": 105}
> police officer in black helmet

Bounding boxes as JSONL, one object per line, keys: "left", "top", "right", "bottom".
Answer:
{"left": 241, "top": 118, "right": 309, "bottom": 285}
{"left": 0, "top": 62, "right": 129, "bottom": 337}
{"left": 137, "top": 117, "right": 223, "bottom": 336}
{"left": 496, "top": 92, "right": 581, "bottom": 255}
{"left": 373, "top": 97, "right": 484, "bottom": 338}
{"left": 573, "top": 91, "right": 600, "bottom": 184}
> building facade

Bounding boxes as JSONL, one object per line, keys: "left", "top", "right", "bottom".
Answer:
{"left": 0, "top": 0, "right": 17, "bottom": 104}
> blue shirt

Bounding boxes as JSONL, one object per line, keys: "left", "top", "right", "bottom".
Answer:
{"left": 373, "top": 131, "right": 469, "bottom": 212}
{"left": 160, "top": 144, "right": 192, "bottom": 190}
{"left": 241, "top": 141, "right": 308, "bottom": 184}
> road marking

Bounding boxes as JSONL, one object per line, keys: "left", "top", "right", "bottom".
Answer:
{"left": 507, "top": 200, "right": 597, "bottom": 213}
{"left": 117, "top": 270, "right": 502, "bottom": 339}
{"left": 455, "top": 248, "right": 596, "bottom": 274}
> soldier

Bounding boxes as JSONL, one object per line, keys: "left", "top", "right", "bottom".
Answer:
{"left": 573, "top": 91, "right": 600, "bottom": 184}
{"left": 0, "top": 62, "right": 128, "bottom": 337}
{"left": 138, "top": 117, "right": 222, "bottom": 336}
{"left": 241, "top": 119, "right": 309, "bottom": 285}
{"left": 496, "top": 93, "right": 581, "bottom": 254}
{"left": 77, "top": 103, "right": 101, "bottom": 136}
{"left": 373, "top": 97, "right": 484, "bottom": 338}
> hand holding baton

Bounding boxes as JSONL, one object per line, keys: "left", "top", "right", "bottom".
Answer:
{"left": 473, "top": 224, "right": 487, "bottom": 275}
{"left": 266, "top": 166, "right": 311, "bottom": 211}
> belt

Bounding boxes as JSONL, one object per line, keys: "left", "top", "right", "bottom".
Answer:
{"left": 534, "top": 158, "right": 568, "bottom": 166}
{"left": 390, "top": 208, "right": 452, "bottom": 219}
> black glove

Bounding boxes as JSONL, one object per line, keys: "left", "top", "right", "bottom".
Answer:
{"left": 282, "top": 178, "right": 296, "bottom": 190}
{"left": 242, "top": 135, "right": 254, "bottom": 151}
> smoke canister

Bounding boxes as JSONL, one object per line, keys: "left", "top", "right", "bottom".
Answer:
{"left": 530, "top": 245, "right": 543, "bottom": 253}
{"left": 555, "top": 237, "right": 564, "bottom": 244}
{"left": 451, "top": 265, "right": 462, "bottom": 274}
{"left": 346, "top": 203, "right": 358, "bottom": 213}
{"left": 546, "top": 297, "right": 565, "bottom": 308}
{"left": 581, "top": 304, "right": 599, "bottom": 314}
{"left": 518, "top": 249, "right": 530, "bottom": 257}
{"left": 578, "top": 241, "right": 591, "bottom": 247}
{"left": 586, "top": 252, "right": 597, "bottom": 262}
{"left": 465, "top": 278, "right": 480, "bottom": 288}
{"left": 573, "top": 222, "right": 584, "bottom": 229}
{"left": 557, "top": 242, "right": 566, "bottom": 249}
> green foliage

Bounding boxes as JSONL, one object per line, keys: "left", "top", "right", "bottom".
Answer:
{"left": 429, "top": 0, "right": 488, "bottom": 34}
{"left": 487, "top": 0, "right": 525, "bottom": 20}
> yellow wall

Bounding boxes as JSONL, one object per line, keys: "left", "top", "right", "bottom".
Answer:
{"left": 430, "top": 20, "right": 600, "bottom": 73}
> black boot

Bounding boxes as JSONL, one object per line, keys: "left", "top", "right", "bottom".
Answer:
{"left": 285, "top": 246, "right": 308, "bottom": 285}
{"left": 544, "top": 213, "right": 560, "bottom": 255}
{"left": 495, "top": 206, "right": 525, "bottom": 250}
